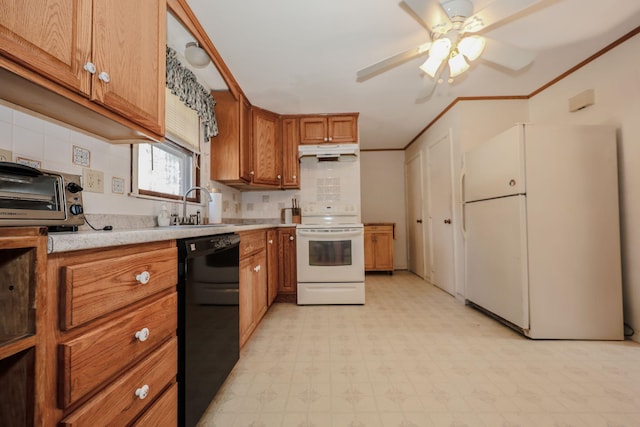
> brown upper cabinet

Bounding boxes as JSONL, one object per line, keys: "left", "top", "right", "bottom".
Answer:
{"left": 0, "top": 0, "right": 166, "bottom": 139}
{"left": 251, "top": 107, "right": 282, "bottom": 187}
{"left": 281, "top": 117, "right": 300, "bottom": 189}
{"left": 299, "top": 114, "right": 358, "bottom": 144}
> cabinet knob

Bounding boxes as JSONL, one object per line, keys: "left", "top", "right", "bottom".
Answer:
{"left": 277, "top": 174, "right": 281, "bottom": 179}
{"left": 250, "top": 171, "right": 255, "bottom": 175}
{"left": 98, "top": 71, "right": 111, "bottom": 83}
{"left": 134, "top": 327, "right": 150, "bottom": 342}
{"left": 328, "top": 137, "right": 333, "bottom": 142}
{"left": 253, "top": 265, "right": 261, "bottom": 272}
{"left": 83, "top": 62, "right": 96, "bottom": 74}
{"left": 289, "top": 236, "right": 294, "bottom": 241}
{"left": 292, "top": 175, "right": 297, "bottom": 180}
{"left": 135, "top": 271, "right": 151, "bottom": 284}
{"left": 135, "top": 384, "right": 150, "bottom": 400}
{"left": 268, "top": 239, "right": 273, "bottom": 244}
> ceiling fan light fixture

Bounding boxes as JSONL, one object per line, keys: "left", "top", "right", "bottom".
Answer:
{"left": 448, "top": 51, "right": 469, "bottom": 77}
{"left": 184, "top": 41, "right": 210, "bottom": 68}
{"left": 420, "top": 55, "right": 444, "bottom": 78}
{"left": 458, "top": 35, "right": 486, "bottom": 61}
{"left": 429, "top": 37, "right": 452, "bottom": 60}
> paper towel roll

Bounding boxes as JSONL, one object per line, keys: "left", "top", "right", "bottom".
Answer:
{"left": 208, "top": 193, "right": 222, "bottom": 224}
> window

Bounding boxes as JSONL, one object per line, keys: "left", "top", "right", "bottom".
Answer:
{"left": 132, "top": 140, "right": 199, "bottom": 201}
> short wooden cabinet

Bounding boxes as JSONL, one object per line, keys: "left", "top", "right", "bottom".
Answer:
{"left": 44, "top": 241, "right": 178, "bottom": 426}
{"left": 299, "top": 114, "right": 358, "bottom": 144}
{"left": 0, "top": 0, "right": 166, "bottom": 137}
{"left": 277, "top": 227, "right": 297, "bottom": 299}
{"left": 251, "top": 107, "right": 282, "bottom": 186}
{"left": 0, "top": 227, "right": 47, "bottom": 427}
{"left": 239, "top": 230, "right": 268, "bottom": 347}
{"left": 266, "top": 229, "right": 279, "bottom": 306}
{"left": 210, "top": 90, "right": 252, "bottom": 184}
{"left": 281, "top": 117, "right": 300, "bottom": 189}
{"left": 364, "top": 224, "right": 395, "bottom": 273}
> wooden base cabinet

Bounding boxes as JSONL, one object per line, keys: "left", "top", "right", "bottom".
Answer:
{"left": 44, "top": 241, "right": 178, "bottom": 426}
{"left": 276, "top": 227, "right": 297, "bottom": 302}
{"left": 0, "top": 227, "right": 47, "bottom": 427}
{"left": 239, "top": 230, "right": 268, "bottom": 347}
{"left": 364, "top": 224, "right": 395, "bottom": 273}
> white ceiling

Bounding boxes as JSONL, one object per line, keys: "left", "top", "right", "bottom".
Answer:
{"left": 183, "top": 0, "right": 640, "bottom": 150}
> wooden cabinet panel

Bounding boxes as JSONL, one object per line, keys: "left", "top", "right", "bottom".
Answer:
{"left": 277, "top": 227, "right": 297, "bottom": 295}
{"left": 364, "top": 224, "right": 394, "bottom": 273}
{"left": 252, "top": 107, "right": 281, "bottom": 186}
{"left": 91, "top": 0, "right": 165, "bottom": 135}
{"left": 60, "top": 337, "right": 177, "bottom": 427}
{"left": 239, "top": 230, "right": 268, "bottom": 347}
{"left": 131, "top": 382, "right": 178, "bottom": 427}
{"left": 210, "top": 91, "right": 252, "bottom": 184}
{"left": 266, "top": 229, "right": 279, "bottom": 306}
{"left": 299, "top": 114, "right": 358, "bottom": 144}
{"left": 281, "top": 117, "right": 300, "bottom": 189}
{"left": 61, "top": 247, "right": 177, "bottom": 329}
{"left": 58, "top": 292, "right": 177, "bottom": 407}
{"left": 239, "top": 256, "right": 256, "bottom": 347}
{"left": 0, "top": 0, "right": 92, "bottom": 95}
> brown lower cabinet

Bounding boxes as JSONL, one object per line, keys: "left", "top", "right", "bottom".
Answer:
{"left": 276, "top": 227, "right": 297, "bottom": 301}
{"left": 239, "top": 229, "right": 268, "bottom": 347}
{"left": 42, "top": 240, "right": 178, "bottom": 426}
{"left": 364, "top": 223, "right": 395, "bottom": 273}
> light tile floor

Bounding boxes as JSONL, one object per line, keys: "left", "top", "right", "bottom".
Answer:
{"left": 198, "top": 271, "right": 640, "bottom": 427}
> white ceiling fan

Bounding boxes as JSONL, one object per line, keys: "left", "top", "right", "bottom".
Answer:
{"left": 357, "top": 0, "right": 542, "bottom": 98}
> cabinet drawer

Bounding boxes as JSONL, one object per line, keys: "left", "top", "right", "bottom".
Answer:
{"left": 60, "top": 337, "right": 177, "bottom": 426}
{"left": 239, "top": 230, "right": 266, "bottom": 258}
{"left": 132, "top": 382, "right": 178, "bottom": 427}
{"left": 365, "top": 225, "right": 393, "bottom": 233}
{"left": 61, "top": 247, "right": 177, "bottom": 329}
{"left": 59, "top": 292, "right": 177, "bottom": 407}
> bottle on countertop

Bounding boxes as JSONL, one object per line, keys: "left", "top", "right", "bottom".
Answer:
{"left": 158, "top": 203, "right": 170, "bottom": 227}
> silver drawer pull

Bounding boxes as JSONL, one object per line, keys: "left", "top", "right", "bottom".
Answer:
{"left": 135, "top": 271, "right": 150, "bottom": 284}
{"left": 134, "top": 327, "right": 150, "bottom": 342}
{"left": 135, "top": 384, "right": 149, "bottom": 400}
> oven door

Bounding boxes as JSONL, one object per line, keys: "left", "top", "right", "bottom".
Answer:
{"left": 296, "top": 226, "right": 364, "bottom": 283}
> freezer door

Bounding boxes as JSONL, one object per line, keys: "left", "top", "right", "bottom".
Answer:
{"left": 463, "top": 125, "right": 525, "bottom": 202}
{"left": 465, "top": 195, "right": 529, "bottom": 329}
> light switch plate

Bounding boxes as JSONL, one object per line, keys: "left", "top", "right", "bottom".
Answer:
{"left": 72, "top": 145, "right": 90, "bottom": 167}
{"left": 0, "top": 149, "right": 12, "bottom": 162}
{"left": 112, "top": 177, "right": 125, "bottom": 194}
{"left": 83, "top": 168, "right": 104, "bottom": 193}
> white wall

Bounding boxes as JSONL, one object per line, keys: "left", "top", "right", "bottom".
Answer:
{"left": 360, "top": 151, "right": 407, "bottom": 269}
{"left": 527, "top": 33, "right": 640, "bottom": 341}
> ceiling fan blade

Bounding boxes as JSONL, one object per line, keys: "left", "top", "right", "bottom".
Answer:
{"left": 416, "top": 76, "right": 437, "bottom": 100}
{"left": 357, "top": 43, "right": 431, "bottom": 81}
{"left": 481, "top": 37, "right": 535, "bottom": 71}
{"left": 463, "top": 0, "right": 543, "bottom": 33}
{"left": 402, "top": 0, "right": 452, "bottom": 34}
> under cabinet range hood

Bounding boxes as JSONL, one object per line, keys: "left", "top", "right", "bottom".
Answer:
{"left": 298, "top": 144, "right": 359, "bottom": 160}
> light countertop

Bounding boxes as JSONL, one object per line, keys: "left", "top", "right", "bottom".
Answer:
{"left": 47, "top": 223, "right": 294, "bottom": 254}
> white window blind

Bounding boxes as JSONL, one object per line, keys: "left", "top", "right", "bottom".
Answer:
{"left": 165, "top": 88, "right": 201, "bottom": 153}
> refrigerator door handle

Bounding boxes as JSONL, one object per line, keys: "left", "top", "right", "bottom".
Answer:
{"left": 460, "top": 169, "right": 467, "bottom": 240}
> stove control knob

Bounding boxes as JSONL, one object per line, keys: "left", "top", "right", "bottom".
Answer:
{"left": 69, "top": 204, "right": 84, "bottom": 216}
{"left": 67, "top": 182, "right": 83, "bottom": 193}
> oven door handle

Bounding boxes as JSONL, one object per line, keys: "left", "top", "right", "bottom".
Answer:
{"left": 297, "top": 229, "right": 363, "bottom": 238}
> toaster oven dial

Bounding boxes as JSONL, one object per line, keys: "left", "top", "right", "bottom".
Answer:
{"left": 70, "top": 204, "right": 84, "bottom": 216}
{"left": 67, "top": 182, "right": 84, "bottom": 193}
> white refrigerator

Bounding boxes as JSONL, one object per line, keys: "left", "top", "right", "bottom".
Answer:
{"left": 463, "top": 124, "right": 623, "bottom": 339}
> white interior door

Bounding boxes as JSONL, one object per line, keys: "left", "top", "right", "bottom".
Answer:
{"left": 427, "top": 134, "right": 455, "bottom": 295}
{"left": 406, "top": 152, "right": 426, "bottom": 278}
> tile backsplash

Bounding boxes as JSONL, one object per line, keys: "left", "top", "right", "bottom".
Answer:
{"left": 0, "top": 100, "right": 301, "bottom": 224}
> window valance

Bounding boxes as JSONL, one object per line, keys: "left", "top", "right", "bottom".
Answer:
{"left": 166, "top": 46, "right": 218, "bottom": 141}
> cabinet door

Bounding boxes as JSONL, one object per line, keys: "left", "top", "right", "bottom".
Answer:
{"left": 328, "top": 115, "right": 358, "bottom": 143}
{"left": 239, "top": 256, "right": 255, "bottom": 347}
{"left": 0, "top": 0, "right": 92, "bottom": 95}
{"left": 278, "top": 228, "right": 297, "bottom": 294}
{"left": 91, "top": 0, "right": 165, "bottom": 135}
{"left": 251, "top": 108, "right": 281, "bottom": 186}
{"left": 239, "top": 95, "right": 253, "bottom": 182}
{"left": 374, "top": 232, "right": 394, "bottom": 271}
{"left": 363, "top": 229, "right": 375, "bottom": 271}
{"left": 266, "top": 230, "right": 279, "bottom": 306}
{"left": 281, "top": 117, "right": 300, "bottom": 189}
{"left": 253, "top": 251, "right": 268, "bottom": 323}
{"left": 299, "top": 117, "right": 327, "bottom": 144}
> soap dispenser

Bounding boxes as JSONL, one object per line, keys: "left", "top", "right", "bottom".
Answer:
{"left": 158, "top": 203, "right": 170, "bottom": 227}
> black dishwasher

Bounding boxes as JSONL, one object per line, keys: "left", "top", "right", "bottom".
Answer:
{"left": 178, "top": 233, "right": 240, "bottom": 427}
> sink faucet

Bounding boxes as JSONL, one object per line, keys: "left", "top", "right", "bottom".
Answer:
{"left": 182, "top": 186, "right": 212, "bottom": 224}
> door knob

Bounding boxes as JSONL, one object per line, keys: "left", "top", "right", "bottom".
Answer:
{"left": 417, "top": 219, "right": 422, "bottom": 223}
{"left": 444, "top": 219, "right": 451, "bottom": 224}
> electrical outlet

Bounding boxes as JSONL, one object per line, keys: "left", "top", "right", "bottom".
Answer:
{"left": 83, "top": 168, "right": 104, "bottom": 193}
{"left": 0, "top": 149, "right": 12, "bottom": 162}
{"left": 112, "top": 177, "right": 125, "bottom": 194}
